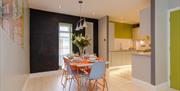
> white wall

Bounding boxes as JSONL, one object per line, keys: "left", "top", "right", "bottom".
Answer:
{"left": 0, "top": 0, "right": 30, "bottom": 91}
{"left": 98, "top": 16, "right": 108, "bottom": 61}
{"left": 108, "top": 22, "right": 115, "bottom": 51}
{"left": 0, "top": 19, "right": 3, "bottom": 91}
{"left": 155, "top": 0, "right": 169, "bottom": 85}
{"left": 168, "top": 0, "right": 180, "bottom": 9}
{"left": 155, "top": 0, "right": 180, "bottom": 85}
{"left": 140, "top": 7, "right": 151, "bottom": 36}
{"left": 132, "top": 55, "right": 151, "bottom": 84}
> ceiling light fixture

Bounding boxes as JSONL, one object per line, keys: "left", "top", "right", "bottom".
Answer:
{"left": 75, "top": 0, "right": 88, "bottom": 31}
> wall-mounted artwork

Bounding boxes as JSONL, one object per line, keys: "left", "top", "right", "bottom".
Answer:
{"left": 0, "top": 0, "right": 2, "bottom": 31}
{"left": 2, "top": 0, "right": 24, "bottom": 48}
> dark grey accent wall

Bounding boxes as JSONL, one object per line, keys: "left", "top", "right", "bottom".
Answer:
{"left": 151, "top": 0, "right": 156, "bottom": 85}
{"left": 30, "top": 9, "right": 98, "bottom": 73}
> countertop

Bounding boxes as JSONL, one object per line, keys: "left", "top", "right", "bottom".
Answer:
{"left": 110, "top": 50, "right": 134, "bottom": 52}
{"left": 110, "top": 50, "right": 151, "bottom": 56}
{"left": 132, "top": 52, "right": 151, "bottom": 56}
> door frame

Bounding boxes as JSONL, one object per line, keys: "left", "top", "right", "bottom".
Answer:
{"left": 98, "top": 16, "right": 109, "bottom": 62}
{"left": 167, "top": 6, "right": 180, "bottom": 87}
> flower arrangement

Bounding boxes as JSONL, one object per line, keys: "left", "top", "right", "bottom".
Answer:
{"left": 72, "top": 34, "right": 91, "bottom": 56}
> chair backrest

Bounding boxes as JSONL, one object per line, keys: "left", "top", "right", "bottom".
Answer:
{"left": 89, "top": 62, "right": 106, "bottom": 80}
{"left": 73, "top": 57, "right": 82, "bottom": 62}
{"left": 63, "top": 57, "right": 73, "bottom": 74}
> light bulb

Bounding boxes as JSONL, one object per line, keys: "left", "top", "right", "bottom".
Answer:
{"left": 82, "top": 19, "right": 87, "bottom": 28}
{"left": 59, "top": 5, "right": 62, "bottom": 9}
{"left": 75, "top": 24, "right": 79, "bottom": 31}
{"left": 79, "top": 22, "right": 83, "bottom": 30}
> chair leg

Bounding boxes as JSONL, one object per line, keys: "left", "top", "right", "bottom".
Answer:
{"left": 61, "top": 70, "right": 65, "bottom": 86}
{"left": 88, "top": 80, "right": 91, "bottom": 91}
{"left": 64, "top": 73, "right": 69, "bottom": 88}
{"left": 105, "top": 79, "right": 108, "bottom": 91}
{"left": 75, "top": 75, "right": 81, "bottom": 91}
{"left": 96, "top": 78, "right": 108, "bottom": 91}
{"left": 85, "top": 79, "right": 89, "bottom": 91}
{"left": 69, "top": 79, "right": 73, "bottom": 91}
{"left": 93, "top": 80, "right": 97, "bottom": 91}
{"left": 102, "top": 79, "right": 105, "bottom": 91}
{"left": 88, "top": 80, "right": 97, "bottom": 91}
{"left": 95, "top": 80, "right": 98, "bottom": 91}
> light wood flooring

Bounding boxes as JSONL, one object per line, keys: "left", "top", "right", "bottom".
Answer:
{"left": 25, "top": 67, "right": 178, "bottom": 91}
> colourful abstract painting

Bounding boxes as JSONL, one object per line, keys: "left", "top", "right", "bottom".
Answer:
{"left": 0, "top": 0, "right": 2, "bottom": 31}
{"left": 2, "top": 0, "right": 24, "bottom": 48}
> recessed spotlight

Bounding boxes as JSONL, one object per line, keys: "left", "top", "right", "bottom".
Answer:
{"left": 59, "top": 0, "right": 62, "bottom": 9}
{"left": 59, "top": 5, "right": 62, "bottom": 9}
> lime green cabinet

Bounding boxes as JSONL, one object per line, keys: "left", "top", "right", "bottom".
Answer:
{"left": 111, "top": 21, "right": 133, "bottom": 39}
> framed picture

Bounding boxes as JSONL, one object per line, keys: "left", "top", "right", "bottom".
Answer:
{"left": 0, "top": 0, "right": 2, "bottom": 31}
{"left": 2, "top": 0, "right": 24, "bottom": 48}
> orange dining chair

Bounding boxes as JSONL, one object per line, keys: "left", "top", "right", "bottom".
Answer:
{"left": 60, "top": 57, "right": 69, "bottom": 87}
{"left": 61, "top": 57, "right": 82, "bottom": 91}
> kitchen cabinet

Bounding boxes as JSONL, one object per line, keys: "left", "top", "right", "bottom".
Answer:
{"left": 109, "top": 51, "right": 132, "bottom": 67}
{"left": 132, "top": 54, "right": 151, "bottom": 83}
{"left": 132, "top": 27, "right": 145, "bottom": 40}
{"left": 140, "top": 7, "right": 151, "bottom": 36}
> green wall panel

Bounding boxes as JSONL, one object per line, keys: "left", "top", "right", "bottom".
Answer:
{"left": 112, "top": 22, "right": 133, "bottom": 39}
{"left": 170, "top": 10, "right": 180, "bottom": 90}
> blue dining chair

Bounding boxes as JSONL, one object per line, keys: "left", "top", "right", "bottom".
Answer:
{"left": 83, "top": 62, "right": 108, "bottom": 91}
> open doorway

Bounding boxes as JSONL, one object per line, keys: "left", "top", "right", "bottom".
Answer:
{"left": 59, "top": 23, "right": 73, "bottom": 67}
{"left": 108, "top": 6, "right": 151, "bottom": 82}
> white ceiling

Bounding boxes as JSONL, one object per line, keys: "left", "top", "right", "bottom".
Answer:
{"left": 29, "top": 0, "right": 150, "bottom": 24}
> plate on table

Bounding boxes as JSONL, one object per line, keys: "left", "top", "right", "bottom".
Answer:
{"left": 73, "top": 57, "right": 83, "bottom": 62}
{"left": 89, "top": 58, "right": 97, "bottom": 63}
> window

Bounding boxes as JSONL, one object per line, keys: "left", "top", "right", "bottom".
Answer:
{"left": 59, "top": 23, "right": 72, "bottom": 67}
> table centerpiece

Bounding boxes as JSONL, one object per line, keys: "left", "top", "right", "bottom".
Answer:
{"left": 72, "top": 34, "right": 91, "bottom": 56}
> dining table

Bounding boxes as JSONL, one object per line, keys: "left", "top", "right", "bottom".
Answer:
{"left": 70, "top": 57, "right": 110, "bottom": 68}
{"left": 66, "top": 56, "right": 109, "bottom": 91}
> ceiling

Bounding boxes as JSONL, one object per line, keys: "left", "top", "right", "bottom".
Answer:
{"left": 28, "top": 0, "right": 150, "bottom": 24}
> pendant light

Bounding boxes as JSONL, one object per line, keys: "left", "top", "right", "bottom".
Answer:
{"left": 75, "top": 0, "right": 87, "bottom": 31}
{"left": 75, "top": 23, "right": 80, "bottom": 30}
{"left": 82, "top": 18, "right": 87, "bottom": 28}
{"left": 79, "top": 21, "right": 84, "bottom": 30}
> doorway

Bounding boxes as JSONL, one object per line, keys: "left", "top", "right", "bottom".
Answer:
{"left": 168, "top": 7, "right": 180, "bottom": 90}
{"left": 59, "top": 23, "right": 72, "bottom": 67}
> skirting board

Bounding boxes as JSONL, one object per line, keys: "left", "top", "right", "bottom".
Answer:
{"left": 132, "top": 78, "right": 156, "bottom": 91}
{"left": 22, "top": 75, "right": 30, "bottom": 91}
{"left": 132, "top": 78, "right": 169, "bottom": 91}
{"left": 29, "top": 70, "right": 61, "bottom": 78}
{"left": 108, "top": 65, "right": 132, "bottom": 70}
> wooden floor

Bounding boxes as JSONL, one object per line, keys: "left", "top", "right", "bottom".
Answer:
{"left": 25, "top": 67, "right": 177, "bottom": 91}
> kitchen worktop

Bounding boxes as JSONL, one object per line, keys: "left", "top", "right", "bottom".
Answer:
{"left": 110, "top": 50, "right": 134, "bottom": 52}
{"left": 110, "top": 50, "right": 151, "bottom": 56}
{"left": 132, "top": 52, "right": 151, "bottom": 56}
